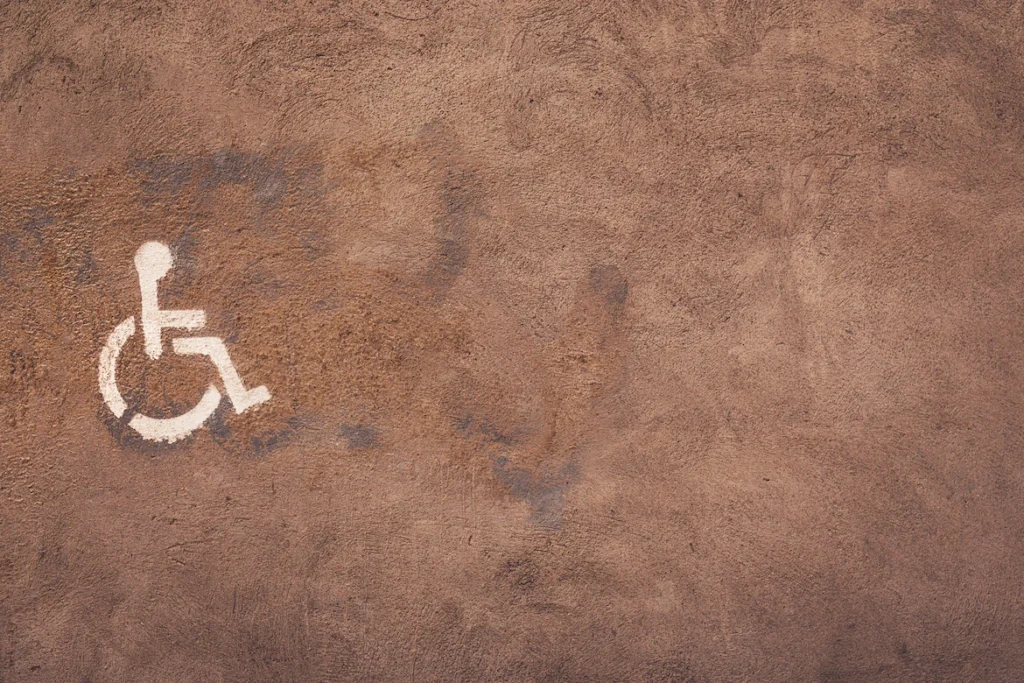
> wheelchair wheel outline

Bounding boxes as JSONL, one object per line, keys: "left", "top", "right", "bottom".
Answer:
{"left": 99, "top": 316, "right": 223, "bottom": 443}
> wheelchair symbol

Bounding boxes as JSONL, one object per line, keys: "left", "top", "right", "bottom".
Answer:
{"left": 98, "top": 241, "right": 271, "bottom": 443}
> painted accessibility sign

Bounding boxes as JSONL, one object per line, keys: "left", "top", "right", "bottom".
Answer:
{"left": 98, "top": 242, "right": 271, "bottom": 443}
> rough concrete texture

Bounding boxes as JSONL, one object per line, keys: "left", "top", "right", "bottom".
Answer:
{"left": 2, "top": 1, "right": 1024, "bottom": 680}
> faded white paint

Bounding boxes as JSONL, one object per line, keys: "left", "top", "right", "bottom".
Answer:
{"left": 97, "top": 241, "right": 271, "bottom": 443}
{"left": 129, "top": 386, "right": 222, "bottom": 443}
{"left": 98, "top": 317, "right": 136, "bottom": 419}
{"left": 172, "top": 337, "right": 271, "bottom": 413}
{"left": 134, "top": 242, "right": 205, "bottom": 359}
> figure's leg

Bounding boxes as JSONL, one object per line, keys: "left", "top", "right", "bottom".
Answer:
{"left": 172, "top": 337, "right": 270, "bottom": 413}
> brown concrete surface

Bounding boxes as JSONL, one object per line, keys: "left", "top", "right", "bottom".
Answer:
{"left": 2, "top": 1, "right": 1024, "bottom": 680}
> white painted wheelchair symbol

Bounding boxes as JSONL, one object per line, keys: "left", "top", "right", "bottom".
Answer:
{"left": 99, "top": 241, "right": 271, "bottom": 443}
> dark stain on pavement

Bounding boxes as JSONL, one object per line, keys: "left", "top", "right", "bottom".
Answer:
{"left": 491, "top": 455, "right": 579, "bottom": 529}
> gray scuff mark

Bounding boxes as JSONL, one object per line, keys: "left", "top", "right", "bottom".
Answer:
{"left": 588, "top": 263, "right": 629, "bottom": 319}
{"left": 424, "top": 169, "right": 482, "bottom": 294}
{"left": 208, "top": 408, "right": 307, "bottom": 460}
{"left": 457, "top": 414, "right": 522, "bottom": 446}
{"left": 73, "top": 248, "right": 97, "bottom": 284}
{"left": 458, "top": 412, "right": 578, "bottom": 527}
{"left": 128, "top": 149, "right": 327, "bottom": 221}
{"left": 0, "top": 210, "right": 51, "bottom": 282}
{"left": 129, "top": 155, "right": 193, "bottom": 204}
{"left": 0, "top": 231, "right": 17, "bottom": 281}
{"left": 130, "top": 149, "right": 299, "bottom": 208}
{"left": 23, "top": 208, "right": 54, "bottom": 239}
{"left": 490, "top": 455, "right": 579, "bottom": 529}
{"left": 310, "top": 297, "right": 342, "bottom": 312}
{"left": 300, "top": 228, "right": 328, "bottom": 259}
{"left": 242, "top": 262, "right": 287, "bottom": 301}
{"left": 338, "top": 423, "right": 379, "bottom": 449}
{"left": 128, "top": 149, "right": 331, "bottom": 272}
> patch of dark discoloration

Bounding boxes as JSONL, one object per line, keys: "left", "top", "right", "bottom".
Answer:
{"left": 127, "top": 150, "right": 332, "bottom": 293}
{"left": 310, "top": 297, "right": 343, "bottom": 312}
{"left": 338, "top": 423, "right": 379, "bottom": 449}
{"left": 206, "top": 309, "right": 241, "bottom": 345}
{"left": 588, "top": 264, "right": 629, "bottom": 319}
{"left": 4, "top": 348, "right": 38, "bottom": 429}
{"left": 4, "top": 348, "right": 37, "bottom": 389}
{"left": 500, "top": 555, "right": 542, "bottom": 593}
{"left": 242, "top": 262, "right": 287, "bottom": 301}
{"left": 641, "top": 656, "right": 705, "bottom": 683}
{"left": 129, "top": 148, "right": 326, "bottom": 211}
{"left": 204, "top": 149, "right": 287, "bottom": 205}
{"left": 133, "top": 150, "right": 276, "bottom": 207}
{"left": 491, "top": 455, "right": 579, "bottom": 528}
{"left": 0, "top": 212, "right": 48, "bottom": 281}
{"left": 299, "top": 226, "right": 331, "bottom": 261}
{"left": 424, "top": 170, "right": 481, "bottom": 294}
{"left": 72, "top": 247, "right": 97, "bottom": 284}
{"left": 0, "top": 53, "right": 46, "bottom": 103}
{"left": 131, "top": 154, "right": 191, "bottom": 201}
{"left": 23, "top": 208, "right": 54, "bottom": 238}
{"left": 208, "top": 406, "right": 306, "bottom": 460}
{"left": 457, "top": 414, "right": 522, "bottom": 446}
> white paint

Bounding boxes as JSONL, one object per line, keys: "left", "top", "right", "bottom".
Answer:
{"left": 128, "top": 385, "right": 222, "bottom": 444}
{"left": 98, "top": 241, "right": 271, "bottom": 443}
{"left": 134, "top": 242, "right": 205, "bottom": 359}
{"left": 98, "top": 317, "right": 136, "bottom": 419}
{"left": 172, "top": 337, "right": 271, "bottom": 413}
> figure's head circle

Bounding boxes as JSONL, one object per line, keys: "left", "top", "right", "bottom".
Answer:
{"left": 134, "top": 241, "right": 173, "bottom": 278}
